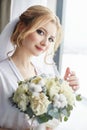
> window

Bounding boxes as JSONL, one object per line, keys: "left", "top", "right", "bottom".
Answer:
{"left": 58, "top": 1, "right": 87, "bottom": 130}
{"left": 62, "top": 0, "right": 87, "bottom": 98}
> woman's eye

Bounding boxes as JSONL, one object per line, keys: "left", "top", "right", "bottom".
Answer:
{"left": 36, "top": 29, "right": 44, "bottom": 36}
{"left": 49, "top": 38, "right": 54, "bottom": 43}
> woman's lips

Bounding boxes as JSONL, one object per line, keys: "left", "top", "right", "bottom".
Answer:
{"left": 35, "top": 45, "right": 44, "bottom": 51}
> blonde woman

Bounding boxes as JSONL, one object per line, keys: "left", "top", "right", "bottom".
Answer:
{"left": 0, "top": 5, "right": 79, "bottom": 130}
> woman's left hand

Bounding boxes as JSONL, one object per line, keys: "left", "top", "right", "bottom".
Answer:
{"left": 64, "top": 67, "right": 79, "bottom": 91}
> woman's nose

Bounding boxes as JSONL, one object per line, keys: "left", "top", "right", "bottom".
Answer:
{"left": 40, "top": 38, "right": 49, "bottom": 46}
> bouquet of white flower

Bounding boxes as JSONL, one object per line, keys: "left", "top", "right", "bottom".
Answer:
{"left": 9, "top": 74, "right": 81, "bottom": 124}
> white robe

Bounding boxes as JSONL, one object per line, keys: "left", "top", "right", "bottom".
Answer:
{"left": 0, "top": 58, "right": 60, "bottom": 130}
{"left": 0, "top": 58, "right": 42, "bottom": 130}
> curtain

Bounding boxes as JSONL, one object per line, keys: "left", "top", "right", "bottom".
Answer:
{"left": 10, "top": 0, "right": 47, "bottom": 21}
{"left": 54, "top": 0, "right": 64, "bottom": 73}
{"left": 0, "top": 0, "right": 11, "bottom": 33}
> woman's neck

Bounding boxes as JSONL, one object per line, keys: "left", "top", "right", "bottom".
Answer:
{"left": 11, "top": 48, "right": 32, "bottom": 68}
{"left": 10, "top": 49, "right": 37, "bottom": 79}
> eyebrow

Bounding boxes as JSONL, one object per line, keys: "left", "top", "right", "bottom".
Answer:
{"left": 39, "top": 27, "right": 56, "bottom": 39}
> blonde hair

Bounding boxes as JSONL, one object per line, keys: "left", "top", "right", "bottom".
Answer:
{"left": 11, "top": 5, "right": 62, "bottom": 53}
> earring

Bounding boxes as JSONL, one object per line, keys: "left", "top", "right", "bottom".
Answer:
{"left": 44, "top": 51, "right": 54, "bottom": 65}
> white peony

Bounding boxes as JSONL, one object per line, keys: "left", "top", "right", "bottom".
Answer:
{"left": 60, "top": 81, "right": 75, "bottom": 105}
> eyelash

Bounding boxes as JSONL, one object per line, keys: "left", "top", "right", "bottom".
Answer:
{"left": 49, "top": 38, "right": 54, "bottom": 43}
{"left": 36, "top": 29, "right": 44, "bottom": 36}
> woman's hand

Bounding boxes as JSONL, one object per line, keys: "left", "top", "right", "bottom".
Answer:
{"left": 64, "top": 67, "right": 79, "bottom": 91}
{"left": 46, "top": 127, "right": 53, "bottom": 130}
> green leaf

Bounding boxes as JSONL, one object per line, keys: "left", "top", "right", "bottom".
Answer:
{"left": 65, "top": 105, "right": 73, "bottom": 117}
{"left": 47, "top": 103, "right": 53, "bottom": 110}
{"left": 67, "top": 104, "right": 73, "bottom": 111}
{"left": 64, "top": 116, "right": 68, "bottom": 121}
{"left": 25, "top": 106, "right": 34, "bottom": 118}
{"left": 62, "top": 108, "right": 68, "bottom": 116}
{"left": 47, "top": 104, "right": 60, "bottom": 119}
{"left": 18, "top": 81, "right": 24, "bottom": 85}
{"left": 48, "top": 107, "right": 59, "bottom": 119}
{"left": 36, "top": 113, "right": 52, "bottom": 123}
{"left": 76, "top": 94, "right": 82, "bottom": 101}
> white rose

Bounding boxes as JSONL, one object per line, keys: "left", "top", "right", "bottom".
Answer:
{"left": 30, "top": 93, "right": 50, "bottom": 115}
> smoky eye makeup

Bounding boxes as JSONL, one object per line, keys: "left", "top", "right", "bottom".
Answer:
{"left": 36, "top": 29, "right": 44, "bottom": 36}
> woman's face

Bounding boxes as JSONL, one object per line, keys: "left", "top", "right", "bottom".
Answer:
{"left": 22, "top": 21, "right": 57, "bottom": 56}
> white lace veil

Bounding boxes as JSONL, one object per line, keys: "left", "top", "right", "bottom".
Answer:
{"left": 0, "top": 18, "right": 19, "bottom": 62}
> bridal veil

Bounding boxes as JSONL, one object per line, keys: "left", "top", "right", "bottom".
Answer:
{"left": 0, "top": 18, "right": 19, "bottom": 62}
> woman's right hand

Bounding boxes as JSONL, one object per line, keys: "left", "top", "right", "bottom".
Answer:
{"left": 46, "top": 127, "right": 53, "bottom": 130}
{"left": 64, "top": 67, "right": 79, "bottom": 91}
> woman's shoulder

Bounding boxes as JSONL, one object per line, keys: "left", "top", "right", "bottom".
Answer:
{"left": 0, "top": 58, "right": 8, "bottom": 64}
{"left": 0, "top": 58, "right": 11, "bottom": 76}
{"left": 0, "top": 58, "right": 9, "bottom": 69}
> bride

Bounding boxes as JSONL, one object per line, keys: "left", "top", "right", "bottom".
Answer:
{"left": 0, "top": 5, "right": 79, "bottom": 130}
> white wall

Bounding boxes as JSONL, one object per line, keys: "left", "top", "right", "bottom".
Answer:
{"left": 47, "top": 0, "right": 57, "bottom": 13}
{"left": 63, "top": 0, "right": 87, "bottom": 54}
